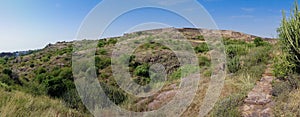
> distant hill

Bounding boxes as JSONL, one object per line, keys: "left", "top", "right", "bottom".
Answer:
{"left": 127, "top": 28, "right": 277, "bottom": 42}
{"left": 0, "top": 50, "right": 39, "bottom": 58}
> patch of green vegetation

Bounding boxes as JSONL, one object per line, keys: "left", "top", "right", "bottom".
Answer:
{"left": 170, "top": 65, "right": 199, "bottom": 80}
{"left": 196, "top": 35, "right": 205, "bottom": 40}
{"left": 210, "top": 94, "right": 244, "bottom": 117}
{"left": 100, "top": 82, "right": 127, "bottom": 105}
{"left": 198, "top": 55, "right": 211, "bottom": 67}
{"left": 274, "top": 2, "right": 300, "bottom": 78}
{"left": 133, "top": 64, "right": 150, "bottom": 86}
{"left": 227, "top": 56, "right": 241, "bottom": 73}
{"left": 95, "top": 56, "right": 111, "bottom": 69}
{"left": 254, "top": 37, "right": 268, "bottom": 47}
{"left": 97, "top": 39, "right": 107, "bottom": 48}
{"left": 194, "top": 43, "right": 209, "bottom": 53}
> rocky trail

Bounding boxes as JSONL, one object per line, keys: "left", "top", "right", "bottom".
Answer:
{"left": 240, "top": 64, "right": 275, "bottom": 117}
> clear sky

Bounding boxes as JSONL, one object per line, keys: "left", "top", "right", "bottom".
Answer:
{"left": 0, "top": 0, "right": 296, "bottom": 52}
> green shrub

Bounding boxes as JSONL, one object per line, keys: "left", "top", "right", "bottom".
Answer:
{"left": 194, "top": 43, "right": 209, "bottom": 53}
{"left": 273, "top": 53, "right": 296, "bottom": 78}
{"left": 242, "top": 46, "right": 271, "bottom": 67}
{"left": 97, "top": 40, "right": 107, "bottom": 48}
{"left": 98, "top": 48, "right": 107, "bottom": 55}
{"left": 0, "top": 81, "right": 11, "bottom": 91}
{"left": 197, "top": 35, "right": 205, "bottom": 40}
{"left": 41, "top": 56, "right": 50, "bottom": 62}
{"left": 100, "top": 82, "right": 127, "bottom": 105}
{"left": 210, "top": 94, "right": 244, "bottom": 117}
{"left": 2, "top": 69, "right": 12, "bottom": 76}
{"left": 227, "top": 56, "right": 240, "bottom": 73}
{"left": 170, "top": 65, "right": 199, "bottom": 80}
{"left": 43, "top": 77, "right": 66, "bottom": 97}
{"left": 95, "top": 56, "right": 111, "bottom": 69}
{"left": 223, "top": 38, "right": 247, "bottom": 45}
{"left": 198, "top": 56, "right": 211, "bottom": 67}
{"left": 62, "top": 89, "right": 84, "bottom": 109}
{"left": 58, "top": 67, "right": 73, "bottom": 80}
{"left": 134, "top": 64, "right": 150, "bottom": 77}
{"left": 34, "top": 73, "right": 47, "bottom": 84}
{"left": 133, "top": 76, "right": 151, "bottom": 86}
{"left": 226, "top": 45, "right": 247, "bottom": 58}
{"left": 254, "top": 37, "right": 266, "bottom": 47}
{"left": 0, "top": 58, "right": 6, "bottom": 64}
{"left": 29, "top": 63, "right": 35, "bottom": 68}
{"left": 272, "top": 81, "right": 292, "bottom": 97}
{"left": 108, "top": 39, "right": 117, "bottom": 45}
{"left": 0, "top": 74, "right": 14, "bottom": 86}
{"left": 25, "top": 82, "right": 46, "bottom": 96}
{"left": 272, "top": 74, "right": 300, "bottom": 96}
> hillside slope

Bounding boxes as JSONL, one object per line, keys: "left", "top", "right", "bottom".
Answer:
{"left": 0, "top": 28, "right": 276, "bottom": 116}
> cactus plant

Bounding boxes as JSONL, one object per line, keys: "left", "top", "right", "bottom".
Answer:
{"left": 278, "top": 1, "right": 300, "bottom": 72}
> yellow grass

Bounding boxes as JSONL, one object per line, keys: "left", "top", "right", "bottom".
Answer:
{"left": 0, "top": 88, "right": 89, "bottom": 117}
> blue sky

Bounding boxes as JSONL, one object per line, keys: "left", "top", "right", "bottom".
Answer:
{"left": 0, "top": 0, "right": 296, "bottom": 52}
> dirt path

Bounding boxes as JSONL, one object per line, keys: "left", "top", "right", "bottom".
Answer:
{"left": 240, "top": 64, "right": 275, "bottom": 117}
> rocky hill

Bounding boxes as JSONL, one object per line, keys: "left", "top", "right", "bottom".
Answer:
{"left": 128, "top": 28, "right": 277, "bottom": 43}
{"left": 0, "top": 28, "right": 276, "bottom": 116}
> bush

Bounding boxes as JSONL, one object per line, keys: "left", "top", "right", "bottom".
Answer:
{"left": 0, "top": 74, "right": 14, "bottom": 86}
{"left": 211, "top": 94, "right": 244, "bottom": 116}
{"left": 227, "top": 56, "right": 240, "bottom": 73}
{"left": 226, "top": 45, "right": 247, "bottom": 59}
{"left": 98, "top": 48, "right": 107, "bottom": 55}
{"left": 41, "top": 57, "right": 49, "bottom": 62}
{"left": 197, "top": 35, "right": 205, "bottom": 40}
{"left": 273, "top": 53, "right": 296, "bottom": 78}
{"left": 133, "top": 76, "right": 151, "bottom": 86}
{"left": 25, "top": 82, "right": 46, "bottom": 96}
{"left": 35, "top": 67, "right": 47, "bottom": 74}
{"left": 198, "top": 56, "right": 211, "bottom": 67}
{"left": 0, "top": 58, "right": 6, "bottom": 64}
{"left": 30, "top": 63, "right": 35, "bottom": 68}
{"left": 254, "top": 37, "right": 266, "bottom": 47}
{"left": 97, "top": 40, "right": 107, "bottom": 48}
{"left": 194, "top": 43, "right": 209, "bottom": 53}
{"left": 62, "top": 89, "right": 84, "bottom": 109}
{"left": 95, "top": 56, "right": 111, "bottom": 69}
{"left": 2, "top": 69, "right": 12, "bottom": 76}
{"left": 100, "top": 83, "right": 127, "bottom": 105}
{"left": 134, "top": 64, "right": 150, "bottom": 77}
{"left": 108, "top": 39, "right": 117, "bottom": 45}
{"left": 170, "top": 65, "right": 199, "bottom": 80}
{"left": 223, "top": 38, "right": 247, "bottom": 45}
{"left": 272, "top": 81, "right": 292, "bottom": 97}
{"left": 43, "top": 77, "right": 66, "bottom": 97}
{"left": 0, "top": 81, "right": 11, "bottom": 91}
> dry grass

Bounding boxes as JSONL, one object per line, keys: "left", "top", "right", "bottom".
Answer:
{"left": 274, "top": 89, "right": 300, "bottom": 116}
{"left": 0, "top": 88, "right": 90, "bottom": 117}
